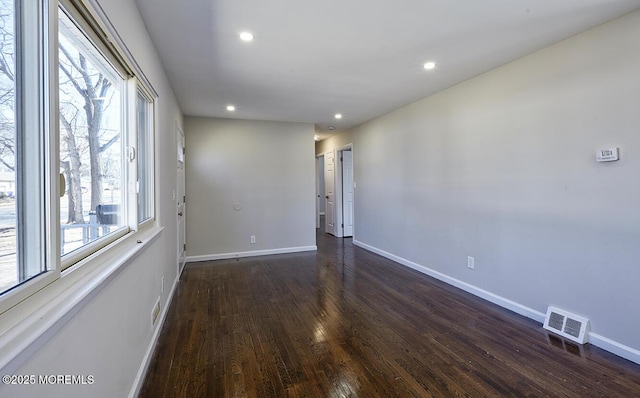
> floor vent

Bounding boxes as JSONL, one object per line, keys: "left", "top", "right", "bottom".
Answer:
{"left": 543, "top": 306, "right": 590, "bottom": 344}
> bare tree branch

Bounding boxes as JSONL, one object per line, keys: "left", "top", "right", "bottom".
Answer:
{"left": 59, "top": 46, "right": 88, "bottom": 97}
{"left": 0, "top": 156, "right": 12, "bottom": 170}
{"left": 100, "top": 134, "right": 119, "bottom": 152}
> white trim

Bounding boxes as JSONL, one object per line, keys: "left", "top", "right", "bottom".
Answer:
{"left": 128, "top": 270, "right": 180, "bottom": 398}
{"left": 0, "top": 226, "right": 164, "bottom": 374}
{"left": 352, "top": 239, "right": 640, "bottom": 365}
{"left": 589, "top": 333, "right": 640, "bottom": 365}
{"left": 186, "top": 246, "right": 317, "bottom": 263}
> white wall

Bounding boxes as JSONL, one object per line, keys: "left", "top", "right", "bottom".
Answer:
{"left": 0, "top": 0, "right": 184, "bottom": 396}
{"left": 185, "top": 117, "right": 316, "bottom": 259}
{"left": 325, "top": 11, "right": 640, "bottom": 360}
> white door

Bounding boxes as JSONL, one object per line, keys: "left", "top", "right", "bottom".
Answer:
{"left": 324, "top": 151, "right": 337, "bottom": 236}
{"left": 342, "top": 150, "right": 354, "bottom": 237}
{"left": 316, "top": 156, "right": 320, "bottom": 228}
{"left": 177, "top": 127, "right": 186, "bottom": 274}
{"left": 316, "top": 155, "right": 326, "bottom": 229}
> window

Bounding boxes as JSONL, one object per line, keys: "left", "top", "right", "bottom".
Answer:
{"left": 59, "top": 9, "right": 127, "bottom": 260}
{"left": 0, "top": 0, "right": 48, "bottom": 296}
{"left": 0, "top": 0, "right": 156, "bottom": 304}
{"left": 0, "top": 0, "right": 19, "bottom": 294}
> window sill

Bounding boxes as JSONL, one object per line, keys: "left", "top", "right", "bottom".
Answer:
{"left": 0, "top": 225, "right": 164, "bottom": 373}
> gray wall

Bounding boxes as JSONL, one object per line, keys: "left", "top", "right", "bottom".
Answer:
{"left": 0, "top": 0, "right": 185, "bottom": 397}
{"left": 185, "top": 117, "right": 316, "bottom": 258}
{"left": 321, "top": 11, "right": 640, "bottom": 356}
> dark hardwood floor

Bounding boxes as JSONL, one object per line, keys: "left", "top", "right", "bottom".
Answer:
{"left": 140, "top": 223, "right": 640, "bottom": 397}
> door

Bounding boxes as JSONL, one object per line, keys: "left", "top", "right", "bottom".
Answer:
{"left": 177, "top": 126, "right": 186, "bottom": 274}
{"left": 324, "top": 151, "right": 337, "bottom": 235}
{"left": 342, "top": 150, "right": 354, "bottom": 237}
{"left": 316, "top": 156, "right": 324, "bottom": 228}
{"left": 316, "top": 155, "right": 325, "bottom": 229}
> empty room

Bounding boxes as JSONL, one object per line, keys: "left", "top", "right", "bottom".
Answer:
{"left": 1, "top": 0, "right": 640, "bottom": 397}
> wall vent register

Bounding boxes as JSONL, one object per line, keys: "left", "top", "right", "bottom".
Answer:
{"left": 543, "top": 306, "right": 590, "bottom": 344}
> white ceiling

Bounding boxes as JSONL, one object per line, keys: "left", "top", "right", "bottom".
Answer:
{"left": 134, "top": 0, "right": 640, "bottom": 138}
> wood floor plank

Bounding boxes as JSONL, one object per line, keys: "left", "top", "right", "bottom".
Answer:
{"left": 139, "top": 225, "right": 640, "bottom": 397}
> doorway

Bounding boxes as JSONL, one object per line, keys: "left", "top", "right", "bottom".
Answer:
{"left": 340, "top": 148, "right": 353, "bottom": 237}
{"left": 324, "top": 150, "right": 336, "bottom": 235}
{"left": 323, "top": 144, "right": 354, "bottom": 238}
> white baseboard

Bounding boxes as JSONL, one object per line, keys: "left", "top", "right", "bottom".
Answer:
{"left": 128, "top": 272, "right": 180, "bottom": 398}
{"left": 352, "top": 239, "right": 640, "bottom": 365}
{"left": 589, "top": 333, "right": 640, "bottom": 365}
{"left": 186, "top": 245, "right": 317, "bottom": 263}
{"left": 352, "top": 239, "right": 545, "bottom": 322}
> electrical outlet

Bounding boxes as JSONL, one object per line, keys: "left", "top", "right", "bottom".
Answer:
{"left": 467, "top": 256, "right": 475, "bottom": 269}
{"left": 250, "top": 235, "right": 256, "bottom": 244}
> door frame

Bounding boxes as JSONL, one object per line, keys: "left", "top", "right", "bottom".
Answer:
{"left": 334, "top": 143, "right": 354, "bottom": 238}
{"left": 176, "top": 124, "right": 186, "bottom": 275}
{"left": 315, "top": 154, "right": 325, "bottom": 229}
{"left": 340, "top": 148, "right": 354, "bottom": 237}
{"left": 324, "top": 150, "right": 337, "bottom": 236}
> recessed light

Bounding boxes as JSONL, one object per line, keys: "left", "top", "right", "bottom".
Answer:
{"left": 328, "top": 126, "right": 335, "bottom": 131}
{"left": 423, "top": 61, "right": 436, "bottom": 70}
{"left": 334, "top": 114, "right": 342, "bottom": 119}
{"left": 239, "top": 32, "right": 254, "bottom": 42}
{"left": 226, "top": 105, "right": 236, "bottom": 111}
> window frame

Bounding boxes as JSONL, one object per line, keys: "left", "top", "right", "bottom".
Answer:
{"left": 0, "top": 0, "right": 157, "bottom": 314}
{"left": 0, "top": 0, "right": 58, "bottom": 315}
{"left": 132, "top": 81, "right": 156, "bottom": 227}
{"left": 58, "top": 3, "right": 131, "bottom": 268}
